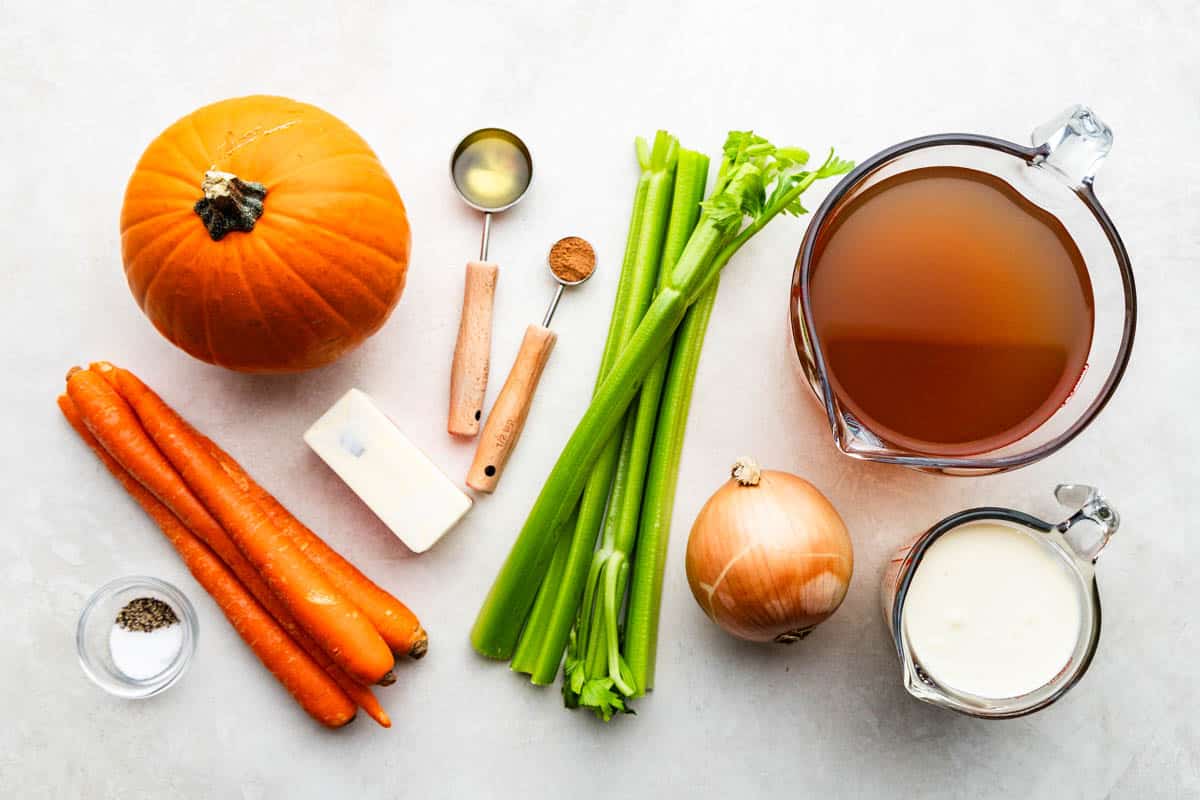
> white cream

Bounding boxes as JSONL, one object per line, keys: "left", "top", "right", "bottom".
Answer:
{"left": 902, "top": 520, "right": 1082, "bottom": 699}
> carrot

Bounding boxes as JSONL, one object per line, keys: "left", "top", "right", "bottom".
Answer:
{"left": 108, "top": 382, "right": 427, "bottom": 660}
{"left": 58, "top": 394, "right": 356, "bottom": 728}
{"left": 66, "top": 367, "right": 392, "bottom": 722}
{"left": 203, "top": 437, "right": 427, "bottom": 659}
{"left": 81, "top": 364, "right": 396, "bottom": 687}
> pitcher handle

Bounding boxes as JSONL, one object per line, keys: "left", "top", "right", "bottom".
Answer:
{"left": 1031, "top": 105, "right": 1113, "bottom": 188}
{"left": 1054, "top": 483, "right": 1119, "bottom": 561}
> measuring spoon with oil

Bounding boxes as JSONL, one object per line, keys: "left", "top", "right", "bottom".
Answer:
{"left": 467, "top": 237, "right": 596, "bottom": 493}
{"left": 447, "top": 128, "right": 533, "bottom": 438}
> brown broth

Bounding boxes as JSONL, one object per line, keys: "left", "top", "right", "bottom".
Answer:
{"left": 808, "top": 165, "right": 1094, "bottom": 456}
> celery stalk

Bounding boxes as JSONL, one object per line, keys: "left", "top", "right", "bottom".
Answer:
{"left": 509, "top": 510, "right": 574, "bottom": 674}
{"left": 517, "top": 132, "right": 678, "bottom": 682}
{"left": 479, "top": 132, "right": 679, "bottom": 662}
{"left": 521, "top": 442, "right": 618, "bottom": 683}
{"left": 472, "top": 136, "right": 852, "bottom": 666}
{"left": 471, "top": 284, "right": 697, "bottom": 659}
{"left": 566, "top": 150, "right": 710, "bottom": 704}
{"left": 624, "top": 277, "right": 719, "bottom": 694}
{"left": 576, "top": 416, "right": 636, "bottom": 664}
{"left": 612, "top": 150, "right": 710, "bottom": 559}
{"left": 510, "top": 138, "right": 656, "bottom": 680}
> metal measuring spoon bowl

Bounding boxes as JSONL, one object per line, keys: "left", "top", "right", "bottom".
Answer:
{"left": 450, "top": 128, "right": 533, "bottom": 216}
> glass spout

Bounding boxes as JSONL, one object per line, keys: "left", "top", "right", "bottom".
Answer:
{"left": 1031, "top": 105, "right": 1113, "bottom": 188}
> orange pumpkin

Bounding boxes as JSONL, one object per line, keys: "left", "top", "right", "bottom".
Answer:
{"left": 120, "top": 95, "right": 411, "bottom": 372}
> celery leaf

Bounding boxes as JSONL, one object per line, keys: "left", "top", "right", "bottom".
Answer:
{"left": 817, "top": 150, "right": 855, "bottom": 180}
{"left": 579, "top": 678, "right": 635, "bottom": 722}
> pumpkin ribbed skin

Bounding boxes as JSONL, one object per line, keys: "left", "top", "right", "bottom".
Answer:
{"left": 121, "top": 95, "right": 410, "bottom": 372}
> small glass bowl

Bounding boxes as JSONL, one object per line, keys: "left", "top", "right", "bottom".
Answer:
{"left": 76, "top": 576, "right": 198, "bottom": 699}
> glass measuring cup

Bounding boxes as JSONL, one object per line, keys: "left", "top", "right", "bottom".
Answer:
{"left": 880, "top": 484, "right": 1119, "bottom": 719}
{"left": 789, "top": 107, "right": 1136, "bottom": 474}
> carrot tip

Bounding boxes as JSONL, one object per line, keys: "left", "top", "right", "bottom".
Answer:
{"left": 377, "top": 669, "right": 397, "bottom": 687}
{"left": 408, "top": 631, "right": 429, "bottom": 660}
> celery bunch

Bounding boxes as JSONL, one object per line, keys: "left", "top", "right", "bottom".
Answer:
{"left": 471, "top": 129, "right": 852, "bottom": 720}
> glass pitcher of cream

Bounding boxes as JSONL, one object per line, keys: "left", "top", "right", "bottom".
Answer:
{"left": 880, "top": 484, "right": 1118, "bottom": 718}
{"left": 789, "top": 106, "right": 1136, "bottom": 475}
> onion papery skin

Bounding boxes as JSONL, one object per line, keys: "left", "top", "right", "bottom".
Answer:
{"left": 685, "top": 467, "right": 853, "bottom": 643}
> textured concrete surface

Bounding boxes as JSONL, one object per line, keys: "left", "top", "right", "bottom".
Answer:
{"left": 2, "top": 0, "right": 1197, "bottom": 797}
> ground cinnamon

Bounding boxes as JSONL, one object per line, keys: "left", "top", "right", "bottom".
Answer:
{"left": 548, "top": 236, "right": 596, "bottom": 284}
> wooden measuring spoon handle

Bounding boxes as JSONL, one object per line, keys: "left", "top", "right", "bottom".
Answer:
{"left": 467, "top": 324, "right": 557, "bottom": 493}
{"left": 448, "top": 260, "right": 499, "bottom": 437}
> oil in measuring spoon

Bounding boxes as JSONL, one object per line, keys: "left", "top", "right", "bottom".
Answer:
{"left": 452, "top": 133, "right": 531, "bottom": 209}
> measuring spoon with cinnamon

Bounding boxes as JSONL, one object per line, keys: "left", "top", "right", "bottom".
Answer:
{"left": 467, "top": 237, "right": 596, "bottom": 492}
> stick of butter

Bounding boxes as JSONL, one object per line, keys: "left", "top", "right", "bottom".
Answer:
{"left": 304, "top": 389, "right": 472, "bottom": 553}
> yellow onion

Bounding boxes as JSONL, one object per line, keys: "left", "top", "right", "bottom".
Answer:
{"left": 685, "top": 457, "right": 853, "bottom": 643}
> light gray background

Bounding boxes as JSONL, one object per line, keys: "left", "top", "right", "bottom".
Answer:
{"left": 3, "top": 1, "right": 1196, "bottom": 797}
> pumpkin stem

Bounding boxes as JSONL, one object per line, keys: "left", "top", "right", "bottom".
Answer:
{"left": 194, "top": 170, "right": 267, "bottom": 241}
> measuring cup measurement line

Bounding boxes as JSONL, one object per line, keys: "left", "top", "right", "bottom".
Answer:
{"left": 447, "top": 128, "right": 534, "bottom": 438}
{"left": 467, "top": 237, "right": 597, "bottom": 493}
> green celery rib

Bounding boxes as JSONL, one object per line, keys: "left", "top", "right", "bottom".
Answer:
{"left": 510, "top": 510, "right": 574, "bottom": 674}
{"left": 471, "top": 282, "right": 698, "bottom": 659}
{"left": 582, "top": 556, "right": 613, "bottom": 679}
{"left": 615, "top": 156, "right": 844, "bottom": 686}
{"left": 577, "top": 415, "right": 636, "bottom": 663}
{"left": 576, "top": 421, "right": 636, "bottom": 684}
{"left": 570, "top": 150, "right": 710, "bottom": 694}
{"left": 482, "top": 132, "right": 679, "bottom": 664}
{"left": 509, "top": 141, "right": 650, "bottom": 679}
{"left": 472, "top": 213, "right": 728, "bottom": 658}
{"left": 524, "top": 442, "right": 618, "bottom": 683}
{"left": 612, "top": 150, "right": 710, "bottom": 560}
{"left": 472, "top": 145, "right": 840, "bottom": 661}
{"left": 624, "top": 277, "right": 719, "bottom": 695}
{"left": 603, "top": 552, "right": 634, "bottom": 696}
{"left": 521, "top": 135, "right": 677, "bottom": 681}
